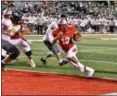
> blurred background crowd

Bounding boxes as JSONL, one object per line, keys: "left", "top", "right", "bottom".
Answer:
{"left": 2, "top": 1, "right": 117, "bottom": 34}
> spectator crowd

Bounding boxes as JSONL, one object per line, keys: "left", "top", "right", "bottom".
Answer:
{"left": 2, "top": 1, "right": 117, "bottom": 34}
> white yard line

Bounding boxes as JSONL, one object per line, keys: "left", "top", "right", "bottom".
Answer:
{"left": 27, "top": 39, "right": 117, "bottom": 52}
{"left": 100, "top": 38, "right": 117, "bottom": 40}
{"left": 32, "top": 47, "right": 117, "bottom": 51}
{"left": 28, "top": 39, "right": 117, "bottom": 50}
{"left": 26, "top": 35, "right": 43, "bottom": 36}
{"left": 80, "top": 59, "right": 117, "bottom": 65}
{"left": 26, "top": 34, "right": 117, "bottom": 37}
{"left": 31, "top": 47, "right": 117, "bottom": 55}
{"left": 82, "top": 34, "right": 117, "bottom": 36}
{"left": 80, "top": 45, "right": 117, "bottom": 50}
{"left": 19, "top": 55, "right": 117, "bottom": 65}
{"left": 28, "top": 39, "right": 43, "bottom": 42}
{"left": 80, "top": 50, "right": 117, "bottom": 55}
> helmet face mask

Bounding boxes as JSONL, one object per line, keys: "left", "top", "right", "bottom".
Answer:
{"left": 4, "top": 14, "right": 11, "bottom": 19}
{"left": 58, "top": 19, "right": 68, "bottom": 32}
{"left": 58, "top": 24, "right": 67, "bottom": 32}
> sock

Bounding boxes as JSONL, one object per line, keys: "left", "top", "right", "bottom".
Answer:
{"left": 59, "top": 59, "right": 63, "bottom": 63}
{"left": 77, "top": 62, "right": 85, "bottom": 72}
{"left": 29, "top": 58, "right": 36, "bottom": 67}
{"left": 69, "top": 61, "right": 79, "bottom": 69}
{"left": 85, "top": 66, "right": 93, "bottom": 71}
{"left": 77, "top": 62, "right": 84, "bottom": 68}
{"left": 29, "top": 58, "right": 34, "bottom": 62}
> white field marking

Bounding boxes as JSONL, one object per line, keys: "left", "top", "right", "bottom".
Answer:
{"left": 6, "top": 68, "right": 117, "bottom": 81}
{"left": 19, "top": 55, "right": 117, "bottom": 65}
{"left": 25, "top": 34, "right": 117, "bottom": 37}
{"left": 32, "top": 47, "right": 117, "bottom": 51}
{"left": 102, "top": 92, "right": 117, "bottom": 95}
{"left": 28, "top": 39, "right": 117, "bottom": 50}
{"left": 80, "top": 50, "right": 117, "bottom": 55}
{"left": 101, "top": 38, "right": 117, "bottom": 40}
{"left": 26, "top": 35, "right": 43, "bottom": 36}
{"left": 80, "top": 60, "right": 117, "bottom": 65}
{"left": 81, "top": 45, "right": 117, "bottom": 50}
{"left": 82, "top": 34, "right": 117, "bottom": 36}
{"left": 31, "top": 47, "right": 117, "bottom": 55}
{"left": 28, "top": 39, "right": 43, "bottom": 42}
{"left": 32, "top": 46, "right": 117, "bottom": 51}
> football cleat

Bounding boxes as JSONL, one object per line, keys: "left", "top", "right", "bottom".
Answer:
{"left": 59, "top": 60, "right": 68, "bottom": 66}
{"left": 78, "top": 63, "right": 85, "bottom": 72}
{"left": 29, "top": 59, "right": 36, "bottom": 68}
{"left": 87, "top": 68, "right": 95, "bottom": 77}
{"left": 40, "top": 58, "right": 47, "bottom": 66}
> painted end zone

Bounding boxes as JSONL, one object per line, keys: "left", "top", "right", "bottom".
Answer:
{"left": 2, "top": 70, "right": 117, "bottom": 95}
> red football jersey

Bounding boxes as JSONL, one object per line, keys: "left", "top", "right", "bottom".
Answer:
{"left": 53, "top": 25, "right": 78, "bottom": 52}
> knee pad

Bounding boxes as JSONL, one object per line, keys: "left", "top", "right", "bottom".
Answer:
{"left": 10, "top": 47, "right": 20, "bottom": 60}
{"left": 10, "top": 51, "right": 20, "bottom": 59}
{"left": 25, "top": 51, "right": 32, "bottom": 57}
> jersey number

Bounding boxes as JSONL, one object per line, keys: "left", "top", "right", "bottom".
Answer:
{"left": 61, "top": 37, "right": 70, "bottom": 45}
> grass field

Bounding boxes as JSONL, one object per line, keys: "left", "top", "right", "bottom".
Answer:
{"left": 6, "top": 34, "right": 117, "bottom": 79}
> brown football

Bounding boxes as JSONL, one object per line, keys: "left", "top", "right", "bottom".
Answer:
{"left": 73, "top": 33, "right": 80, "bottom": 41}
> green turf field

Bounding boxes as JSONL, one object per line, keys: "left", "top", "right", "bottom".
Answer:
{"left": 7, "top": 34, "right": 117, "bottom": 79}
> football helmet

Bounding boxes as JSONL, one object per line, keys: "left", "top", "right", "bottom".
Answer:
{"left": 10, "top": 11, "right": 23, "bottom": 23}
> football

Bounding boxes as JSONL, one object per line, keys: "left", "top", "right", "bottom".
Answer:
{"left": 73, "top": 33, "right": 81, "bottom": 41}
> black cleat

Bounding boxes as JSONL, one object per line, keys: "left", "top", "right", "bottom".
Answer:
{"left": 40, "top": 58, "right": 47, "bottom": 66}
{"left": 59, "top": 60, "right": 68, "bottom": 66}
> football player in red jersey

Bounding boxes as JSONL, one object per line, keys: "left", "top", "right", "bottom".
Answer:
{"left": 52, "top": 19, "right": 95, "bottom": 77}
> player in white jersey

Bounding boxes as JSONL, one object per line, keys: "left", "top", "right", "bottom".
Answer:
{"left": 2, "top": 9, "right": 13, "bottom": 41}
{"left": 43, "top": 21, "right": 58, "bottom": 44}
{"left": 6, "top": 11, "right": 36, "bottom": 68}
{"left": 1, "top": 9, "right": 20, "bottom": 71}
{"left": 40, "top": 15, "right": 68, "bottom": 66}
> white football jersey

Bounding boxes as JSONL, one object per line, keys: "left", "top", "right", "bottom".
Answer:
{"left": 2, "top": 18, "right": 13, "bottom": 41}
{"left": 43, "top": 21, "right": 58, "bottom": 43}
{"left": 10, "top": 25, "right": 21, "bottom": 38}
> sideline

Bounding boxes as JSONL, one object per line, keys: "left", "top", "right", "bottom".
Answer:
{"left": 5, "top": 68, "right": 117, "bottom": 82}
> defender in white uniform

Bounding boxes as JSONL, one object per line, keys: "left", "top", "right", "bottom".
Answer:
{"left": 2, "top": 9, "right": 13, "bottom": 41}
{"left": 8, "top": 11, "right": 36, "bottom": 68}
{"left": 1, "top": 9, "right": 20, "bottom": 71}
{"left": 43, "top": 21, "right": 58, "bottom": 43}
{"left": 41, "top": 20, "right": 68, "bottom": 66}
